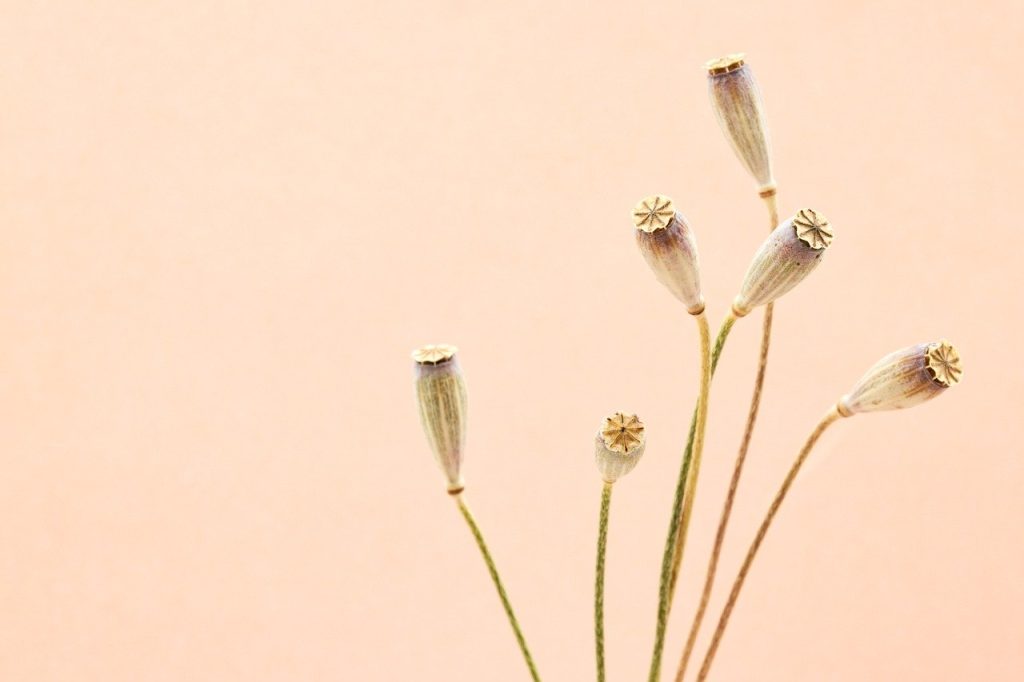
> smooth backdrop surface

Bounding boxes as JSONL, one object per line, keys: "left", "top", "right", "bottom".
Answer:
{"left": 1, "top": 1, "right": 1022, "bottom": 680}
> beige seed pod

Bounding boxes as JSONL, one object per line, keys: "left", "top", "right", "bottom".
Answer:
{"left": 413, "top": 344, "right": 468, "bottom": 493}
{"left": 706, "top": 53, "right": 775, "bottom": 197}
{"left": 838, "top": 340, "right": 962, "bottom": 416}
{"left": 633, "top": 195, "right": 705, "bottom": 315}
{"left": 594, "top": 412, "right": 646, "bottom": 483}
{"left": 733, "top": 208, "right": 833, "bottom": 317}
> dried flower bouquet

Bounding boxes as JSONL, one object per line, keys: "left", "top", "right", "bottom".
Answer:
{"left": 411, "top": 53, "right": 962, "bottom": 682}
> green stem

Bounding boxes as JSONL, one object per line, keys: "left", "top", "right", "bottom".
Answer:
{"left": 648, "top": 313, "right": 736, "bottom": 682}
{"left": 595, "top": 481, "right": 613, "bottom": 682}
{"left": 456, "top": 494, "right": 542, "bottom": 681}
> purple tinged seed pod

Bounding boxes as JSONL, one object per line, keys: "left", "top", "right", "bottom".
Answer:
{"left": 733, "top": 208, "right": 833, "bottom": 317}
{"left": 632, "top": 195, "right": 705, "bottom": 315}
{"left": 413, "top": 344, "right": 467, "bottom": 493}
{"left": 706, "top": 53, "right": 775, "bottom": 197}
{"left": 838, "top": 340, "right": 962, "bottom": 416}
{"left": 594, "top": 412, "right": 646, "bottom": 483}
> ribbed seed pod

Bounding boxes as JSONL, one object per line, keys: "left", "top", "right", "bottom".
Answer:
{"left": 594, "top": 412, "right": 646, "bottom": 483}
{"left": 839, "top": 340, "right": 962, "bottom": 416}
{"left": 413, "top": 344, "right": 467, "bottom": 493}
{"left": 733, "top": 208, "right": 833, "bottom": 317}
{"left": 706, "top": 53, "right": 775, "bottom": 197}
{"left": 632, "top": 195, "right": 705, "bottom": 315}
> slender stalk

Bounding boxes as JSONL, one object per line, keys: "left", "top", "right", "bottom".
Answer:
{"left": 455, "top": 493, "right": 542, "bottom": 682}
{"left": 695, "top": 406, "right": 843, "bottom": 682}
{"left": 595, "top": 481, "right": 613, "bottom": 682}
{"left": 668, "top": 313, "right": 713, "bottom": 591}
{"left": 762, "top": 191, "right": 779, "bottom": 230}
{"left": 648, "top": 312, "right": 732, "bottom": 682}
{"left": 674, "top": 193, "right": 780, "bottom": 682}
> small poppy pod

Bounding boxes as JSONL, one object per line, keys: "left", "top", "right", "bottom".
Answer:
{"left": 706, "top": 53, "right": 775, "bottom": 197}
{"left": 733, "top": 208, "right": 833, "bottom": 317}
{"left": 839, "top": 340, "right": 962, "bottom": 416}
{"left": 594, "top": 412, "right": 646, "bottom": 483}
{"left": 413, "top": 344, "right": 468, "bottom": 493}
{"left": 633, "top": 195, "right": 705, "bottom": 315}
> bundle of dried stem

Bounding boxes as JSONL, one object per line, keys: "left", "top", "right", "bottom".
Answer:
{"left": 408, "top": 51, "right": 964, "bottom": 682}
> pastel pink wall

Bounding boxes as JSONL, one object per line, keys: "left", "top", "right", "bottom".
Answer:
{"left": 1, "top": 1, "right": 1020, "bottom": 680}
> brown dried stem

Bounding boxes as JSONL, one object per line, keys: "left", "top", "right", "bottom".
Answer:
{"left": 674, "top": 191, "right": 779, "bottom": 681}
{"left": 695, "top": 406, "right": 843, "bottom": 682}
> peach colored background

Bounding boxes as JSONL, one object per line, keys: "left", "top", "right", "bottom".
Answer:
{"left": 1, "top": 1, "right": 1021, "bottom": 680}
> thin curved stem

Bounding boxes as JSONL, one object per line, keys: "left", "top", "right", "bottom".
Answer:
{"left": 648, "top": 312, "right": 732, "bottom": 682}
{"left": 595, "top": 481, "right": 613, "bottom": 682}
{"left": 695, "top": 407, "right": 844, "bottom": 682}
{"left": 669, "top": 314, "right": 713, "bottom": 591}
{"left": 675, "top": 194, "right": 780, "bottom": 682}
{"left": 455, "top": 494, "right": 542, "bottom": 682}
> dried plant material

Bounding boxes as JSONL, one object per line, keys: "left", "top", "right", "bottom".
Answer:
{"left": 838, "top": 340, "right": 962, "bottom": 416}
{"left": 633, "top": 195, "right": 676, "bottom": 232}
{"left": 706, "top": 53, "right": 775, "bottom": 196}
{"left": 602, "top": 412, "right": 645, "bottom": 452}
{"left": 455, "top": 495, "right": 542, "bottom": 680}
{"left": 595, "top": 412, "right": 646, "bottom": 483}
{"left": 406, "top": 48, "right": 967, "bottom": 682}
{"left": 706, "top": 53, "right": 746, "bottom": 76}
{"left": 698, "top": 337, "right": 963, "bottom": 679}
{"left": 926, "top": 340, "right": 962, "bottom": 386}
{"left": 413, "top": 343, "right": 467, "bottom": 493}
{"left": 695, "top": 406, "right": 844, "bottom": 682}
{"left": 633, "top": 195, "right": 705, "bottom": 315}
{"left": 793, "top": 208, "right": 834, "bottom": 248}
{"left": 732, "top": 209, "right": 833, "bottom": 317}
{"left": 412, "top": 344, "right": 457, "bottom": 364}
{"left": 594, "top": 413, "right": 647, "bottom": 679}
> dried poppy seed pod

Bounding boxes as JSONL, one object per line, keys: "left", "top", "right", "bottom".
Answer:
{"left": 633, "top": 195, "right": 705, "bottom": 315}
{"left": 838, "top": 340, "right": 962, "bottom": 416}
{"left": 732, "top": 208, "right": 833, "bottom": 317}
{"left": 413, "top": 344, "right": 467, "bottom": 493}
{"left": 594, "top": 412, "right": 646, "bottom": 483}
{"left": 706, "top": 53, "right": 775, "bottom": 198}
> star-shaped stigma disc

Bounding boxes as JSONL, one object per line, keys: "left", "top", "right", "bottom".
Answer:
{"left": 412, "top": 344, "right": 458, "bottom": 365}
{"left": 793, "top": 208, "right": 834, "bottom": 249}
{"left": 601, "top": 412, "right": 645, "bottom": 454}
{"left": 632, "top": 195, "right": 676, "bottom": 233}
{"left": 925, "top": 340, "right": 962, "bottom": 387}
